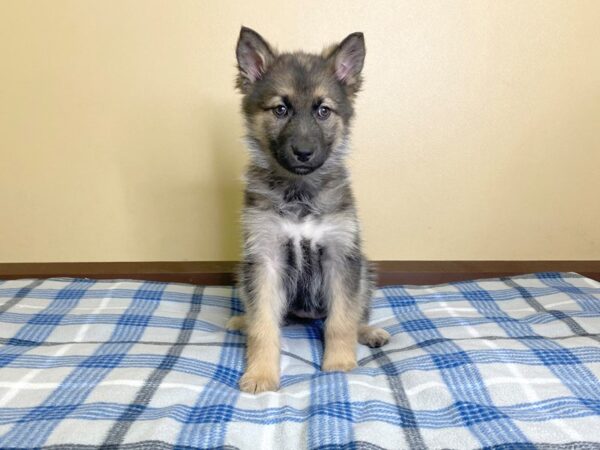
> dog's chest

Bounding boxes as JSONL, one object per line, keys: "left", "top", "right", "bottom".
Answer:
{"left": 269, "top": 212, "right": 356, "bottom": 257}
{"left": 278, "top": 217, "right": 330, "bottom": 319}
{"left": 279, "top": 216, "right": 333, "bottom": 244}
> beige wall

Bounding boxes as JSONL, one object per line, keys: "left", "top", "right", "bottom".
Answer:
{"left": 1, "top": 0, "right": 599, "bottom": 263}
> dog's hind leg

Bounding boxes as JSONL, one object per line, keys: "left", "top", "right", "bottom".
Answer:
{"left": 357, "top": 261, "right": 390, "bottom": 348}
{"left": 226, "top": 315, "right": 246, "bottom": 331}
{"left": 358, "top": 324, "right": 390, "bottom": 348}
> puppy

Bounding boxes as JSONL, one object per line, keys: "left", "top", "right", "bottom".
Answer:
{"left": 228, "top": 27, "right": 390, "bottom": 393}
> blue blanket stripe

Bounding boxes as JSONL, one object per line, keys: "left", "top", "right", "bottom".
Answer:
{"left": 1, "top": 347, "right": 598, "bottom": 378}
{"left": 0, "top": 397, "right": 598, "bottom": 426}
{"left": 3, "top": 309, "right": 597, "bottom": 333}
{"left": 308, "top": 371, "right": 355, "bottom": 448}
{"left": 0, "top": 286, "right": 243, "bottom": 313}
{"left": 2, "top": 282, "right": 598, "bottom": 308}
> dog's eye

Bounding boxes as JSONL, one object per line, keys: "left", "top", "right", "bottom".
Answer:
{"left": 273, "top": 105, "right": 288, "bottom": 118}
{"left": 316, "top": 105, "right": 331, "bottom": 120}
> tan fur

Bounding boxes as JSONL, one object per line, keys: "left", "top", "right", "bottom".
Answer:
{"left": 358, "top": 325, "right": 391, "bottom": 348}
{"left": 312, "top": 85, "right": 335, "bottom": 104}
{"left": 238, "top": 263, "right": 285, "bottom": 394}
{"left": 226, "top": 315, "right": 246, "bottom": 331}
{"left": 249, "top": 113, "right": 273, "bottom": 156}
{"left": 264, "top": 95, "right": 292, "bottom": 109}
{"left": 321, "top": 276, "right": 360, "bottom": 372}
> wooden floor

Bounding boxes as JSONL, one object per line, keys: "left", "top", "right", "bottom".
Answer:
{"left": 1, "top": 261, "right": 599, "bottom": 285}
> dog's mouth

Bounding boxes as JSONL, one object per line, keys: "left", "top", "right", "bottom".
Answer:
{"left": 291, "top": 166, "right": 313, "bottom": 175}
{"left": 287, "top": 161, "right": 324, "bottom": 176}
{"left": 272, "top": 152, "right": 324, "bottom": 176}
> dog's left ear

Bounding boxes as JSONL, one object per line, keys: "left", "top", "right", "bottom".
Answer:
{"left": 329, "top": 32, "right": 366, "bottom": 90}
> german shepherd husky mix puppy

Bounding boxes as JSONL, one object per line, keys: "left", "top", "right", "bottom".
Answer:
{"left": 227, "top": 27, "right": 390, "bottom": 393}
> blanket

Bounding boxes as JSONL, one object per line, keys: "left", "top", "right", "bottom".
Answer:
{"left": 0, "top": 273, "right": 599, "bottom": 449}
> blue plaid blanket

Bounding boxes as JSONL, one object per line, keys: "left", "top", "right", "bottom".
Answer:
{"left": 0, "top": 273, "right": 599, "bottom": 449}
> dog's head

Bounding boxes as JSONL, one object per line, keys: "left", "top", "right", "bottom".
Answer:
{"left": 236, "top": 27, "right": 365, "bottom": 176}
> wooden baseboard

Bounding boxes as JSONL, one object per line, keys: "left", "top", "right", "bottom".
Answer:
{"left": 0, "top": 261, "right": 598, "bottom": 285}
{"left": 375, "top": 261, "right": 600, "bottom": 285}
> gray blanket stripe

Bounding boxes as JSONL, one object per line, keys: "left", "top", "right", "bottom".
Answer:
{"left": 0, "top": 337, "right": 319, "bottom": 367}
{"left": 99, "top": 286, "right": 205, "bottom": 448}
{"left": 502, "top": 277, "right": 600, "bottom": 344}
{"left": 314, "top": 441, "right": 388, "bottom": 450}
{"left": 358, "top": 332, "right": 599, "bottom": 366}
{"left": 0, "top": 338, "right": 245, "bottom": 347}
{"left": 370, "top": 347, "right": 427, "bottom": 450}
{"left": 388, "top": 272, "right": 584, "bottom": 291}
{"left": 6, "top": 333, "right": 596, "bottom": 349}
{"left": 29, "top": 443, "right": 239, "bottom": 450}
{"left": 0, "top": 279, "right": 44, "bottom": 314}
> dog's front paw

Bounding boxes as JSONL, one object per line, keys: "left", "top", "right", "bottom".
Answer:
{"left": 239, "top": 370, "right": 279, "bottom": 394}
{"left": 321, "top": 352, "right": 357, "bottom": 372}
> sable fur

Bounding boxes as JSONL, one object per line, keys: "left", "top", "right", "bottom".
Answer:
{"left": 229, "top": 27, "right": 390, "bottom": 393}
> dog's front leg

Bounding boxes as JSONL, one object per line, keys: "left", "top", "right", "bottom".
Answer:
{"left": 240, "top": 262, "right": 285, "bottom": 394}
{"left": 322, "top": 259, "right": 361, "bottom": 372}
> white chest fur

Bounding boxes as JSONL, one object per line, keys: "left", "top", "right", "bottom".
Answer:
{"left": 279, "top": 217, "right": 336, "bottom": 243}
{"left": 245, "top": 210, "right": 358, "bottom": 257}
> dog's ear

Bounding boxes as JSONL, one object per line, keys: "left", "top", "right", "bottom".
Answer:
{"left": 236, "top": 27, "right": 275, "bottom": 92}
{"left": 328, "top": 32, "right": 365, "bottom": 91}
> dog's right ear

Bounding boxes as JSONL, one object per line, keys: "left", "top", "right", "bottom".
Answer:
{"left": 236, "top": 27, "right": 275, "bottom": 92}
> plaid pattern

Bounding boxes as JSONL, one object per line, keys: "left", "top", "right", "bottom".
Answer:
{"left": 0, "top": 273, "right": 599, "bottom": 449}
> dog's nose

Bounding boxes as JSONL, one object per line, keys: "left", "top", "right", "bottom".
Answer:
{"left": 292, "top": 146, "right": 313, "bottom": 162}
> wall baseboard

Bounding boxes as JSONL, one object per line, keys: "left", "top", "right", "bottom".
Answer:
{"left": 0, "top": 261, "right": 599, "bottom": 285}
